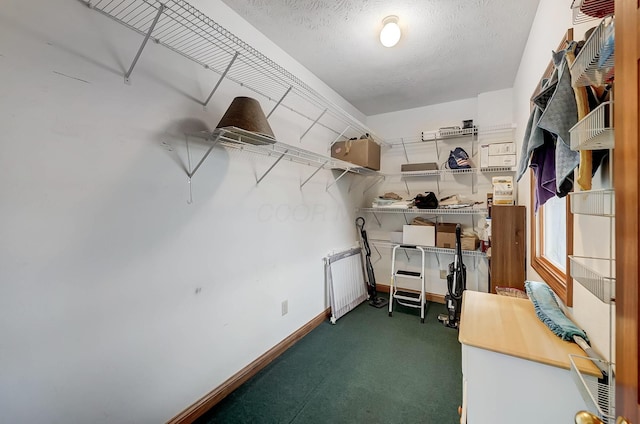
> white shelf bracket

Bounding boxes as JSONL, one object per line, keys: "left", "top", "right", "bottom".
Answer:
{"left": 203, "top": 52, "right": 238, "bottom": 108}
{"left": 404, "top": 179, "right": 410, "bottom": 196}
{"left": 326, "top": 168, "right": 350, "bottom": 191}
{"left": 401, "top": 137, "right": 409, "bottom": 162}
{"left": 124, "top": 4, "right": 165, "bottom": 85}
{"left": 187, "top": 132, "right": 222, "bottom": 179}
{"left": 300, "top": 108, "right": 327, "bottom": 141}
{"left": 371, "top": 212, "right": 381, "bottom": 228}
{"left": 256, "top": 149, "right": 289, "bottom": 185}
{"left": 267, "top": 86, "right": 292, "bottom": 119}
{"left": 363, "top": 175, "right": 385, "bottom": 195}
{"left": 300, "top": 160, "right": 327, "bottom": 189}
{"left": 331, "top": 125, "right": 351, "bottom": 149}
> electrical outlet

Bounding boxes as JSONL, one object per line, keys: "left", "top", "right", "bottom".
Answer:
{"left": 281, "top": 300, "right": 288, "bottom": 316}
{"left": 440, "top": 270, "right": 448, "bottom": 279}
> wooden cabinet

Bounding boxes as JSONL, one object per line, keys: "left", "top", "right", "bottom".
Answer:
{"left": 490, "top": 205, "right": 526, "bottom": 293}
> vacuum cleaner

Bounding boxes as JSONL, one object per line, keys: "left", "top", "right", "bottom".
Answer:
{"left": 355, "top": 217, "right": 388, "bottom": 308}
{"left": 439, "top": 224, "right": 466, "bottom": 328}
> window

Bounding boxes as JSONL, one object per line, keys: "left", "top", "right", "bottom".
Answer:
{"left": 530, "top": 174, "right": 573, "bottom": 305}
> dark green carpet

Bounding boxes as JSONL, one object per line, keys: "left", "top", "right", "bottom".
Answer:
{"left": 196, "top": 299, "right": 462, "bottom": 424}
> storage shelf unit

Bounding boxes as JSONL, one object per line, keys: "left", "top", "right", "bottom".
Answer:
{"left": 570, "top": 16, "right": 615, "bottom": 88}
{"left": 84, "top": 0, "right": 379, "bottom": 145}
{"left": 369, "top": 239, "right": 486, "bottom": 258}
{"left": 385, "top": 123, "right": 516, "bottom": 148}
{"left": 569, "top": 256, "right": 615, "bottom": 303}
{"left": 570, "top": 189, "right": 615, "bottom": 216}
{"left": 357, "top": 207, "right": 487, "bottom": 216}
{"left": 569, "top": 354, "right": 615, "bottom": 423}
{"left": 569, "top": 102, "right": 614, "bottom": 150}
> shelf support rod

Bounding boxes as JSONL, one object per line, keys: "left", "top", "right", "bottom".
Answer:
{"left": 188, "top": 132, "right": 222, "bottom": 178}
{"left": 404, "top": 179, "right": 410, "bottom": 196}
{"left": 363, "top": 176, "right": 385, "bottom": 194}
{"left": 331, "top": 125, "right": 351, "bottom": 145}
{"left": 401, "top": 137, "right": 409, "bottom": 163}
{"left": 326, "top": 168, "right": 350, "bottom": 191}
{"left": 256, "top": 149, "right": 288, "bottom": 185}
{"left": 300, "top": 161, "right": 327, "bottom": 189}
{"left": 300, "top": 108, "right": 327, "bottom": 141}
{"left": 124, "top": 4, "right": 165, "bottom": 84}
{"left": 203, "top": 52, "right": 238, "bottom": 108}
{"left": 372, "top": 212, "right": 381, "bottom": 227}
{"left": 267, "top": 86, "right": 292, "bottom": 119}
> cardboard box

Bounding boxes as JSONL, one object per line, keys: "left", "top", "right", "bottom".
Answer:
{"left": 402, "top": 225, "right": 435, "bottom": 246}
{"left": 436, "top": 223, "right": 458, "bottom": 249}
{"left": 488, "top": 142, "right": 516, "bottom": 156}
{"left": 480, "top": 143, "right": 516, "bottom": 168}
{"left": 401, "top": 162, "right": 438, "bottom": 172}
{"left": 492, "top": 176, "right": 515, "bottom": 205}
{"left": 461, "top": 235, "right": 480, "bottom": 251}
{"left": 487, "top": 154, "right": 516, "bottom": 167}
{"left": 331, "top": 138, "right": 380, "bottom": 171}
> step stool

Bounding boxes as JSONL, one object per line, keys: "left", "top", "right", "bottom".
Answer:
{"left": 388, "top": 244, "right": 426, "bottom": 323}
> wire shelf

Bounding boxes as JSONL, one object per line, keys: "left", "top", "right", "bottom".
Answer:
{"left": 570, "top": 189, "right": 615, "bottom": 216}
{"left": 569, "top": 256, "right": 615, "bottom": 304}
{"left": 571, "top": 0, "right": 614, "bottom": 24}
{"left": 188, "top": 127, "right": 379, "bottom": 175}
{"left": 569, "top": 102, "right": 614, "bottom": 150}
{"left": 369, "top": 239, "right": 486, "bottom": 257}
{"left": 84, "top": 0, "right": 379, "bottom": 145}
{"left": 570, "top": 16, "right": 615, "bottom": 88}
{"left": 358, "top": 207, "right": 487, "bottom": 216}
{"left": 392, "top": 167, "right": 516, "bottom": 178}
{"left": 569, "top": 354, "right": 615, "bottom": 423}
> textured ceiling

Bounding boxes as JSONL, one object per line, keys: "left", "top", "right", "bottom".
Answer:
{"left": 221, "top": 0, "right": 541, "bottom": 116}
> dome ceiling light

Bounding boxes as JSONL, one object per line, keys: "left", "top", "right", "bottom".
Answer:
{"left": 380, "top": 15, "right": 401, "bottom": 48}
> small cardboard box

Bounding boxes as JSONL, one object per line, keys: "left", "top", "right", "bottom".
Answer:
{"left": 402, "top": 225, "right": 435, "bottom": 246}
{"left": 436, "top": 223, "right": 458, "bottom": 249}
{"left": 487, "top": 154, "right": 516, "bottom": 167}
{"left": 480, "top": 143, "right": 516, "bottom": 168}
{"left": 488, "top": 142, "right": 516, "bottom": 156}
{"left": 331, "top": 138, "right": 381, "bottom": 171}
{"left": 461, "top": 235, "right": 480, "bottom": 251}
{"left": 493, "top": 176, "right": 515, "bottom": 205}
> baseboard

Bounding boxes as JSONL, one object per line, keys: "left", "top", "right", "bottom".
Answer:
{"left": 167, "top": 307, "right": 332, "bottom": 424}
{"left": 376, "top": 284, "right": 446, "bottom": 304}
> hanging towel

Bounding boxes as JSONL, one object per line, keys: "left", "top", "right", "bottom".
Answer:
{"left": 516, "top": 106, "right": 545, "bottom": 182}
{"left": 530, "top": 134, "right": 557, "bottom": 212}
{"left": 536, "top": 44, "right": 580, "bottom": 192}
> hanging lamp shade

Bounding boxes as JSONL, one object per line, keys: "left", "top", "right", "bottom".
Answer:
{"left": 216, "top": 96, "right": 276, "bottom": 143}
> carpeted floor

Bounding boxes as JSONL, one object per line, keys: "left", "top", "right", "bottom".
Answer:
{"left": 196, "top": 299, "right": 462, "bottom": 424}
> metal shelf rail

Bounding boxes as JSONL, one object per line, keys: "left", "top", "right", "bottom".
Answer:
{"left": 187, "top": 127, "right": 378, "bottom": 189}
{"left": 83, "top": 0, "right": 380, "bottom": 145}
{"left": 569, "top": 354, "right": 615, "bottom": 423}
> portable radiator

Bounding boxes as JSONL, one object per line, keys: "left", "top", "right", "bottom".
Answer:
{"left": 324, "top": 247, "right": 368, "bottom": 324}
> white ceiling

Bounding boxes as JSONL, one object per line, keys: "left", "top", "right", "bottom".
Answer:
{"left": 221, "top": 0, "right": 541, "bottom": 116}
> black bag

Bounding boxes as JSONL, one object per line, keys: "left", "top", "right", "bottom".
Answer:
{"left": 414, "top": 192, "right": 439, "bottom": 209}
{"left": 447, "top": 147, "right": 471, "bottom": 169}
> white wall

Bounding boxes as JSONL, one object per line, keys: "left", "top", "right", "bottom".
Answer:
{"left": 512, "top": 0, "right": 614, "bottom": 361}
{"left": 365, "top": 90, "right": 513, "bottom": 296}
{"left": 0, "top": 1, "right": 370, "bottom": 422}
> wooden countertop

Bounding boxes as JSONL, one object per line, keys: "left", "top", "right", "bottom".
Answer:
{"left": 459, "top": 291, "right": 601, "bottom": 377}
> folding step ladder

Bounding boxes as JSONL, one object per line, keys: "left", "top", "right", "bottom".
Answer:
{"left": 388, "top": 245, "right": 426, "bottom": 323}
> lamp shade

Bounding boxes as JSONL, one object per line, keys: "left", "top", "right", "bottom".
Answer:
{"left": 216, "top": 96, "right": 275, "bottom": 140}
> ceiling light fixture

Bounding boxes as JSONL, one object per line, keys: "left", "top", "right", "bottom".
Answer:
{"left": 380, "top": 15, "right": 401, "bottom": 47}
